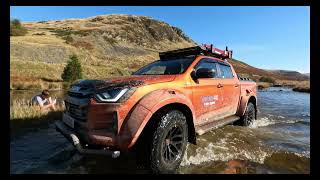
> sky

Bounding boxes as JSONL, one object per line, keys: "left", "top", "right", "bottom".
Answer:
{"left": 10, "top": 6, "right": 310, "bottom": 73}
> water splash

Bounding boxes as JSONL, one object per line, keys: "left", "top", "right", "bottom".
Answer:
{"left": 249, "top": 116, "right": 306, "bottom": 128}
{"left": 181, "top": 135, "right": 273, "bottom": 166}
{"left": 249, "top": 117, "right": 277, "bottom": 128}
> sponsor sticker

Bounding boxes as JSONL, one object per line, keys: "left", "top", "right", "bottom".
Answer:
{"left": 201, "top": 95, "right": 218, "bottom": 106}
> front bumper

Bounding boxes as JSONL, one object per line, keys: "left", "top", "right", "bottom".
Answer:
{"left": 54, "top": 120, "right": 121, "bottom": 158}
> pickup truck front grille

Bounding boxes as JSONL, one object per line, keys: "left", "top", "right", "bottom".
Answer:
{"left": 67, "top": 91, "right": 92, "bottom": 99}
{"left": 65, "top": 101, "right": 88, "bottom": 122}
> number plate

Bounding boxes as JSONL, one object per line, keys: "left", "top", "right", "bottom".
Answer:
{"left": 62, "top": 113, "right": 74, "bottom": 129}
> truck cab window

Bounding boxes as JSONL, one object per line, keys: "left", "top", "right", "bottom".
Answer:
{"left": 219, "top": 64, "right": 233, "bottom": 78}
{"left": 194, "top": 59, "right": 218, "bottom": 78}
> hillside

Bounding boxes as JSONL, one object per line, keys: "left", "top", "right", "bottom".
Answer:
{"left": 267, "top": 70, "right": 309, "bottom": 81}
{"left": 10, "top": 14, "right": 308, "bottom": 90}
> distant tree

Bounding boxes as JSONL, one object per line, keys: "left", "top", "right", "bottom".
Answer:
{"left": 61, "top": 55, "right": 83, "bottom": 82}
{"left": 10, "top": 19, "right": 28, "bottom": 36}
{"left": 259, "top": 76, "right": 275, "bottom": 84}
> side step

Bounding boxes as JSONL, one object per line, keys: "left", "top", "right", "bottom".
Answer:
{"left": 196, "top": 115, "right": 240, "bottom": 135}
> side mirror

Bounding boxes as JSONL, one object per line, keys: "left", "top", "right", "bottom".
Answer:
{"left": 195, "top": 68, "right": 215, "bottom": 78}
{"left": 191, "top": 70, "right": 197, "bottom": 80}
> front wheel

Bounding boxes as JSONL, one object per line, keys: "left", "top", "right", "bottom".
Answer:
{"left": 238, "top": 102, "right": 256, "bottom": 126}
{"left": 150, "top": 109, "right": 188, "bottom": 174}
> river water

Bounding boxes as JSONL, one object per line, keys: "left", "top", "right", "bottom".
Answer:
{"left": 10, "top": 87, "right": 310, "bottom": 174}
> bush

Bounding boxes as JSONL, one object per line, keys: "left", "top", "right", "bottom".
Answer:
{"left": 61, "top": 55, "right": 83, "bottom": 82}
{"left": 10, "top": 19, "right": 28, "bottom": 36}
{"left": 259, "top": 76, "right": 275, "bottom": 83}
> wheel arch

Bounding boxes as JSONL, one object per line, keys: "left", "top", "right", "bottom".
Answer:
{"left": 120, "top": 89, "right": 197, "bottom": 150}
{"left": 236, "top": 95, "right": 257, "bottom": 118}
{"left": 146, "top": 103, "right": 197, "bottom": 145}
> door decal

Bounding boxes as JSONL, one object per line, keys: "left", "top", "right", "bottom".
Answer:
{"left": 201, "top": 95, "right": 218, "bottom": 106}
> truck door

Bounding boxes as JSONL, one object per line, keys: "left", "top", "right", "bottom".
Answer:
{"left": 191, "top": 58, "right": 224, "bottom": 125}
{"left": 217, "top": 63, "right": 241, "bottom": 117}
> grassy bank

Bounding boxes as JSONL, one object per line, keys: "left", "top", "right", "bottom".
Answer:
{"left": 257, "top": 82, "right": 271, "bottom": 89}
{"left": 10, "top": 99, "right": 65, "bottom": 136}
{"left": 256, "top": 80, "right": 310, "bottom": 93}
{"left": 276, "top": 80, "right": 310, "bottom": 93}
{"left": 10, "top": 99, "right": 65, "bottom": 121}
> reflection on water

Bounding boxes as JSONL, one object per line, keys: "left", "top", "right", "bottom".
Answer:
{"left": 10, "top": 87, "right": 310, "bottom": 174}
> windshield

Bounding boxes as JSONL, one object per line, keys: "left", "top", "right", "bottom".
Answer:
{"left": 133, "top": 58, "right": 194, "bottom": 75}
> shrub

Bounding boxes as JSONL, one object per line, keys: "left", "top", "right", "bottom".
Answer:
{"left": 10, "top": 19, "right": 28, "bottom": 36}
{"left": 259, "top": 76, "right": 275, "bottom": 84}
{"left": 61, "top": 55, "right": 83, "bottom": 82}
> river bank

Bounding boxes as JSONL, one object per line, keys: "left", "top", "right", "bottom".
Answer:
{"left": 10, "top": 99, "right": 65, "bottom": 136}
{"left": 257, "top": 80, "right": 309, "bottom": 93}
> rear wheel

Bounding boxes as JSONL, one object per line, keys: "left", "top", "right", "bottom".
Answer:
{"left": 149, "top": 109, "right": 188, "bottom": 174}
{"left": 238, "top": 102, "right": 256, "bottom": 126}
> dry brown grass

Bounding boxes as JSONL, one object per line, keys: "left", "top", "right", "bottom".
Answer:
{"left": 257, "top": 82, "right": 271, "bottom": 89}
{"left": 10, "top": 99, "right": 65, "bottom": 121}
{"left": 275, "top": 80, "right": 310, "bottom": 88}
{"left": 71, "top": 40, "right": 94, "bottom": 50}
{"left": 10, "top": 99, "right": 66, "bottom": 136}
{"left": 276, "top": 80, "right": 310, "bottom": 92}
{"left": 10, "top": 59, "right": 140, "bottom": 90}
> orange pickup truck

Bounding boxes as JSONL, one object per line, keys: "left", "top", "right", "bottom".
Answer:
{"left": 55, "top": 45, "right": 257, "bottom": 173}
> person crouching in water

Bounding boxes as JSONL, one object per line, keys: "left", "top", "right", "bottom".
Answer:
{"left": 31, "top": 89, "right": 56, "bottom": 111}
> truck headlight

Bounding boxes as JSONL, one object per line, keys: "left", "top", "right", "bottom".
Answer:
{"left": 95, "top": 88, "right": 129, "bottom": 102}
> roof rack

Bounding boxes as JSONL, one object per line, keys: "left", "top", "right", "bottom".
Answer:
{"left": 159, "top": 44, "right": 233, "bottom": 61}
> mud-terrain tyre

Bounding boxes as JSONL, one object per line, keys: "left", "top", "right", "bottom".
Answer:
{"left": 239, "top": 102, "right": 256, "bottom": 126}
{"left": 148, "top": 109, "right": 188, "bottom": 174}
